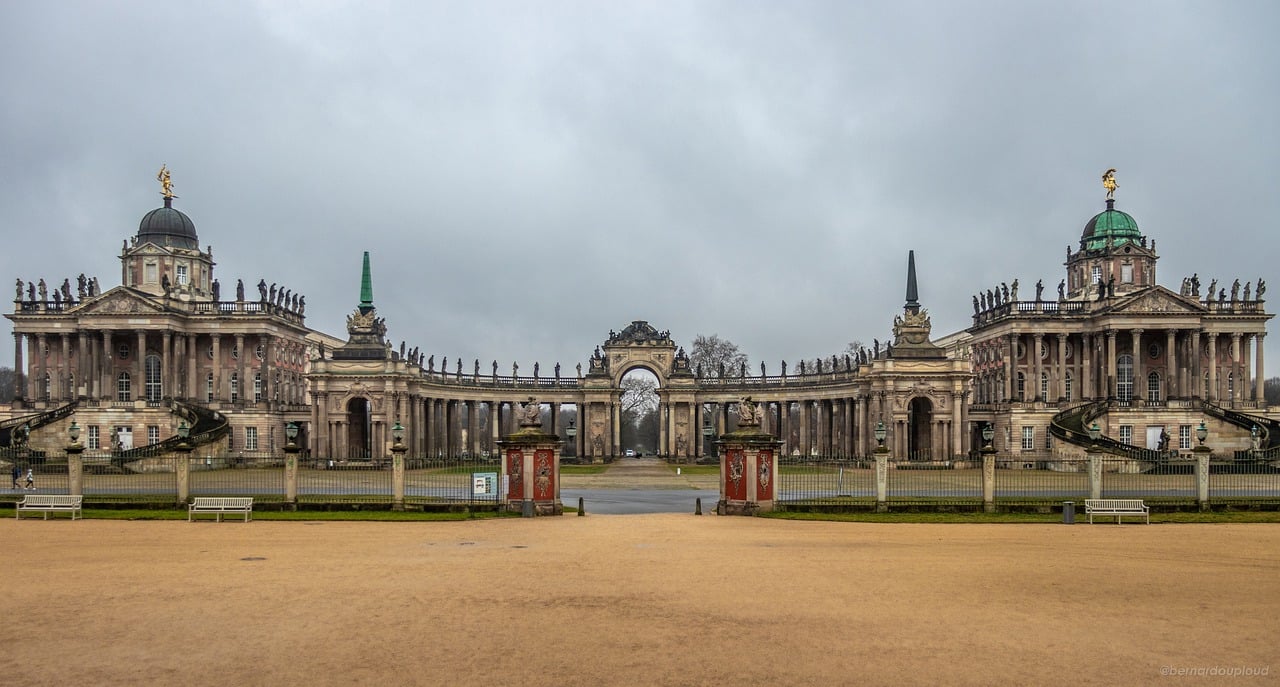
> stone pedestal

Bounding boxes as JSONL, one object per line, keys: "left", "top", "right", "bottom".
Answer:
{"left": 66, "top": 444, "right": 84, "bottom": 496}
{"left": 716, "top": 428, "right": 782, "bottom": 516}
{"left": 175, "top": 445, "right": 193, "bottom": 505}
{"left": 497, "top": 427, "right": 563, "bottom": 516}
{"left": 390, "top": 444, "right": 406, "bottom": 510}
{"left": 284, "top": 444, "right": 301, "bottom": 506}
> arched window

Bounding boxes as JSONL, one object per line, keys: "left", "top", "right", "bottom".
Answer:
{"left": 145, "top": 354, "right": 162, "bottom": 402}
{"left": 1064, "top": 372, "right": 1073, "bottom": 403}
{"left": 117, "top": 372, "right": 131, "bottom": 402}
{"left": 1117, "top": 354, "right": 1134, "bottom": 402}
{"left": 1147, "top": 372, "right": 1161, "bottom": 402}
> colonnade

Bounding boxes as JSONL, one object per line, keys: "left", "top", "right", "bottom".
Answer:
{"left": 12, "top": 330, "right": 308, "bottom": 407}
{"left": 973, "top": 329, "right": 1266, "bottom": 406}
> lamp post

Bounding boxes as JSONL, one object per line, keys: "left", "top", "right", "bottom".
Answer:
{"left": 175, "top": 419, "right": 194, "bottom": 506}
{"left": 389, "top": 420, "right": 407, "bottom": 509}
{"left": 874, "top": 421, "right": 888, "bottom": 452}
{"left": 391, "top": 420, "right": 406, "bottom": 452}
{"left": 1250, "top": 424, "right": 1261, "bottom": 453}
{"left": 67, "top": 420, "right": 83, "bottom": 454}
{"left": 283, "top": 421, "right": 300, "bottom": 455}
{"left": 175, "top": 420, "right": 192, "bottom": 452}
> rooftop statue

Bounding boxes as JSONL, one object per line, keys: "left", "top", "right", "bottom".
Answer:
{"left": 1102, "top": 168, "right": 1118, "bottom": 200}
{"left": 157, "top": 164, "right": 176, "bottom": 199}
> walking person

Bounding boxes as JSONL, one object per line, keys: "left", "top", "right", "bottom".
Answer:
{"left": 9, "top": 464, "right": 18, "bottom": 490}
{"left": 24, "top": 467, "right": 34, "bottom": 490}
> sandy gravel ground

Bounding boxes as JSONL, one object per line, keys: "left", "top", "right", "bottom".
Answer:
{"left": 2, "top": 515, "right": 1277, "bottom": 687}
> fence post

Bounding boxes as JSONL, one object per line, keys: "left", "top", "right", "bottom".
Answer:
{"left": 66, "top": 446, "right": 84, "bottom": 497}
{"left": 391, "top": 451, "right": 405, "bottom": 510}
{"left": 981, "top": 451, "right": 995, "bottom": 513}
{"left": 176, "top": 453, "right": 190, "bottom": 505}
{"left": 1194, "top": 448, "right": 1211, "bottom": 511}
{"left": 1088, "top": 453, "right": 1102, "bottom": 501}
{"left": 283, "top": 447, "right": 299, "bottom": 507}
{"left": 874, "top": 448, "right": 889, "bottom": 512}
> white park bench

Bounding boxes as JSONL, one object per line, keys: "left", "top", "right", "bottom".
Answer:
{"left": 1084, "top": 498, "right": 1149, "bottom": 524}
{"left": 188, "top": 497, "right": 254, "bottom": 522}
{"left": 16, "top": 494, "right": 83, "bottom": 520}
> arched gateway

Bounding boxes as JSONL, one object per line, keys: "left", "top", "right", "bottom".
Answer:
{"left": 307, "top": 252, "right": 973, "bottom": 462}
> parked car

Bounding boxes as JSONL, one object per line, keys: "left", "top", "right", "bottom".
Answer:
{"left": 624, "top": 449, "right": 637, "bottom": 457}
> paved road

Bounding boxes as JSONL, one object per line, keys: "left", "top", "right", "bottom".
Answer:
{"left": 561, "top": 488, "right": 720, "bottom": 514}
{"left": 561, "top": 457, "right": 719, "bottom": 514}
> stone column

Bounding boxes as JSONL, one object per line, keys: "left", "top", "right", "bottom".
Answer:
{"left": 34, "top": 334, "right": 46, "bottom": 401}
{"left": 211, "top": 334, "right": 222, "bottom": 402}
{"left": 798, "top": 400, "right": 810, "bottom": 457}
{"left": 176, "top": 449, "right": 191, "bottom": 505}
{"left": 78, "top": 331, "right": 89, "bottom": 399}
{"left": 60, "top": 335, "right": 71, "bottom": 401}
{"left": 981, "top": 447, "right": 995, "bottom": 513}
{"left": 1230, "top": 333, "right": 1241, "bottom": 403}
{"left": 12, "top": 332, "right": 24, "bottom": 401}
{"left": 316, "top": 392, "right": 329, "bottom": 459}
{"left": 263, "top": 336, "right": 275, "bottom": 405}
{"left": 135, "top": 330, "right": 146, "bottom": 401}
{"left": 1081, "top": 333, "right": 1093, "bottom": 400}
{"left": 1256, "top": 333, "right": 1266, "bottom": 403}
{"left": 1131, "top": 329, "right": 1144, "bottom": 402}
{"left": 1005, "top": 334, "right": 1016, "bottom": 401}
{"left": 1166, "top": 330, "right": 1177, "bottom": 400}
{"left": 1032, "top": 333, "right": 1044, "bottom": 401}
{"left": 1106, "top": 330, "right": 1117, "bottom": 399}
{"left": 234, "top": 333, "right": 246, "bottom": 403}
{"left": 1055, "top": 334, "right": 1067, "bottom": 402}
{"left": 99, "top": 329, "right": 112, "bottom": 401}
{"left": 186, "top": 335, "right": 198, "bottom": 401}
{"left": 1242, "top": 335, "right": 1253, "bottom": 401}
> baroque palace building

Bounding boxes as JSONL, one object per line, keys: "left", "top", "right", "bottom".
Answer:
{"left": 3, "top": 171, "right": 1276, "bottom": 463}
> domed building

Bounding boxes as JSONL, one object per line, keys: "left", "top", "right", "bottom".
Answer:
{"left": 5, "top": 172, "right": 324, "bottom": 455}
{"left": 966, "top": 185, "right": 1272, "bottom": 458}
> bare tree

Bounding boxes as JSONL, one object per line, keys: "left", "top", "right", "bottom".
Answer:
{"left": 0, "top": 366, "right": 14, "bottom": 400}
{"left": 621, "top": 372, "right": 659, "bottom": 414}
{"left": 1266, "top": 377, "right": 1280, "bottom": 406}
{"left": 689, "top": 334, "right": 748, "bottom": 379}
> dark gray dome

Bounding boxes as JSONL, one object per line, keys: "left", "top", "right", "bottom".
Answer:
{"left": 137, "top": 198, "right": 198, "bottom": 250}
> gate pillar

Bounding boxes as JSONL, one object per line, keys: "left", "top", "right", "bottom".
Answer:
{"left": 716, "top": 397, "right": 782, "bottom": 516}
{"left": 496, "top": 397, "right": 564, "bottom": 516}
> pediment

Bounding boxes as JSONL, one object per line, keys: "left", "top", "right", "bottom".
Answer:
{"left": 1112, "top": 287, "right": 1204, "bottom": 314}
{"left": 77, "top": 289, "right": 166, "bottom": 315}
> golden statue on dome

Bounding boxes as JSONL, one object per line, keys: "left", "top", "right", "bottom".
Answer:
{"left": 1101, "top": 168, "right": 1118, "bottom": 200}
{"left": 157, "top": 164, "right": 176, "bottom": 199}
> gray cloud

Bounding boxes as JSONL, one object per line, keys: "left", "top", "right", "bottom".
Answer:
{"left": 2, "top": 0, "right": 1277, "bottom": 373}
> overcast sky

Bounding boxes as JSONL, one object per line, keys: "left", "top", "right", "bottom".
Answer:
{"left": 2, "top": 1, "right": 1278, "bottom": 375}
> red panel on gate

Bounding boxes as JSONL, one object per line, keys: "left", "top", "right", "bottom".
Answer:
{"left": 533, "top": 449, "right": 555, "bottom": 500}
{"left": 507, "top": 450, "right": 524, "bottom": 500}
{"left": 724, "top": 449, "right": 747, "bottom": 501}
{"left": 756, "top": 449, "right": 774, "bottom": 500}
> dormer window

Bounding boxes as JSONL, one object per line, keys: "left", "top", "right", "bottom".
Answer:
{"left": 1091, "top": 265, "right": 1102, "bottom": 284}
{"left": 176, "top": 264, "right": 189, "bottom": 285}
{"left": 1121, "top": 263, "right": 1134, "bottom": 284}
{"left": 145, "top": 262, "right": 158, "bottom": 284}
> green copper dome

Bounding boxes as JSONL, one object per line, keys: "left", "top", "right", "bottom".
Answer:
{"left": 1081, "top": 199, "right": 1140, "bottom": 251}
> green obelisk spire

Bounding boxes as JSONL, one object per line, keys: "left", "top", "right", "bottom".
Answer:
{"left": 905, "top": 249, "right": 920, "bottom": 312}
{"left": 358, "top": 251, "right": 374, "bottom": 314}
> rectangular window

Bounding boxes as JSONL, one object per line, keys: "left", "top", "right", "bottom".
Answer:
{"left": 245, "top": 426, "right": 258, "bottom": 451}
{"left": 176, "top": 264, "right": 188, "bottom": 285}
{"left": 148, "top": 425, "right": 160, "bottom": 446}
{"left": 145, "top": 263, "right": 158, "bottom": 284}
{"left": 230, "top": 373, "right": 239, "bottom": 403}
{"left": 1179, "top": 425, "right": 1192, "bottom": 450}
{"left": 1119, "top": 425, "right": 1133, "bottom": 445}
{"left": 206, "top": 374, "right": 214, "bottom": 403}
{"left": 1021, "top": 426, "right": 1035, "bottom": 451}
{"left": 1091, "top": 265, "right": 1102, "bottom": 284}
{"left": 88, "top": 425, "right": 100, "bottom": 450}
{"left": 1121, "top": 263, "right": 1134, "bottom": 283}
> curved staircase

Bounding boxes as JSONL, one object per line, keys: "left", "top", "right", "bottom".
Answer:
{"left": 1049, "top": 401, "right": 1164, "bottom": 462}
{"left": 114, "top": 401, "right": 230, "bottom": 462}
{"left": 0, "top": 401, "right": 78, "bottom": 449}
